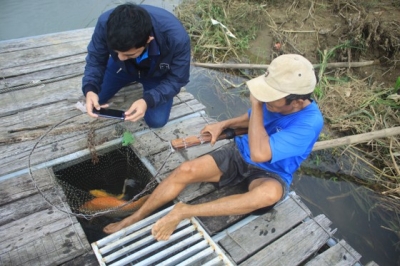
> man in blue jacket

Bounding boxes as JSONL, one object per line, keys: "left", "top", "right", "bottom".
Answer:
{"left": 82, "top": 3, "right": 191, "bottom": 128}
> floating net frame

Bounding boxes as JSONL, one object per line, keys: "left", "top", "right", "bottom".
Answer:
{"left": 27, "top": 113, "right": 174, "bottom": 220}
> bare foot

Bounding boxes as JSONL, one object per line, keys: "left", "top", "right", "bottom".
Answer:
{"left": 151, "top": 203, "right": 186, "bottom": 241}
{"left": 103, "top": 214, "right": 139, "bottom": 234}
{"left": 103, "top": 220, "right": 128, "bottom": 234}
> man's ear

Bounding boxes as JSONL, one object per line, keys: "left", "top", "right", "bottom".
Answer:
{"left": 292, "top": 99, "right": 304, "bottom": 107}
{"left": 147, "top": 36, "right": 154, "bottom": 43}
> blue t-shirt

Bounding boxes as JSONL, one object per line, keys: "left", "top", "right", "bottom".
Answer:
{"left": 235, "top": 100, "right": 323, "bottom": 186}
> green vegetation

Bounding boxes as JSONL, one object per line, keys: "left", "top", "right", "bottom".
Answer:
{"left": 176, "top": 0, "right": 269, "bottom": 62}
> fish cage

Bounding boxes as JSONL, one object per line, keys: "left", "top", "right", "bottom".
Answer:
{"left": 51, "top": 145, "right": 156, "bottom": 243}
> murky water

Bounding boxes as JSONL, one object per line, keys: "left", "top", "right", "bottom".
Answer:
{"left": 1, "top": 1, "right": 398, "bottom": 265}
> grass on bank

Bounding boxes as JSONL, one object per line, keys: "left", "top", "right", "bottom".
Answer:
{"left": 176, "top": 0, "right": 269, "bottom": 62}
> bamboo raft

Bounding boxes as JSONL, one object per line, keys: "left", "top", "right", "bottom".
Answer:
{"left": 0, "top": 28, "right": 377, "bottom": 265}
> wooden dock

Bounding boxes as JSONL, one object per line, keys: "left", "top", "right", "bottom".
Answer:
{"left": 0, "top": 28, "right": 371, "bottom": 265}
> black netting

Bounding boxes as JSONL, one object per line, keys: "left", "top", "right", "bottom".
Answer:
{"left": 53, "top": 146, "right": 156, "bottom": 218}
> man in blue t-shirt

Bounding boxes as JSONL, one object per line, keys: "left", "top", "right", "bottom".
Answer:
{"left": 82, "top": 3, "right": 190, "bottom": 128}
{"left": 103, "top": 54, "right": 324, "bottom": 240}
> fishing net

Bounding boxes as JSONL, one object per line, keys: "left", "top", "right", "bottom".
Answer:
{"left": 28, "top": 114, "right": 158, "bottom": 221}
{"left": 54, "top": 146, "right": 155, "bottom": 217}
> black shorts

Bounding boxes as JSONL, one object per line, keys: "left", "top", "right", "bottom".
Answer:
{"left": 210, "top": 142, "right": 288, "bottom": 202}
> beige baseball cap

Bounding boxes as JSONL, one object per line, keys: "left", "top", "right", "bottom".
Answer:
{"left": 246, "top": 54, "right": 316, "bottom": 102}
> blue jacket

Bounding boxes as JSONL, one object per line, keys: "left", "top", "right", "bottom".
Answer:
{"left": 82, "top": 5, "right": 191, "bottom": 108}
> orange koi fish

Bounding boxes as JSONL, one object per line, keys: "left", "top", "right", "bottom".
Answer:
{"left": 80, "top": 194, "right": 149, "bottom": 217}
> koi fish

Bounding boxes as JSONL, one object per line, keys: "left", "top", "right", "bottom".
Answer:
{"left": 89, "top": 179, "right": 139, "bottom": 200}
{"left": 89, "top": 189, "right": 124, "bottom": 199}
{"left": 80, "top": 179, "right": 148, "bottom": 217}
{"left": 80, "top": 194, "right": 149, "bottom": 217}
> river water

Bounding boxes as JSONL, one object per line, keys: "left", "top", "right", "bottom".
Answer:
{"left": 1, "top": 1, "right": 398, "bottom": 265}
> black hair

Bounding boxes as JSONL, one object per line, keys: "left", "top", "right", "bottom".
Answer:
{"left": 284, "top": 93, "right": 313, "bottom": 105}
{"left": 106, "top": 3, "right": 153, "bottom": 51}
{"left": 284, "top": 72, "right": 319, "bottom": 105}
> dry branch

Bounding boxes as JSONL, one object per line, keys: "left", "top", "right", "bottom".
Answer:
{"left": 192, "top": 60, "right": 379, "bottom": 70}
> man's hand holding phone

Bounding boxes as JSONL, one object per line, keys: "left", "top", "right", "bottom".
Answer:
{"left": 86, "top": 91, "right": 109, "bottom": 117}
{"left": 86, "top": 93, "right": 146, "bottom": 121}
{"left": 124, "top": 99, "right": 147, "bottom": 122}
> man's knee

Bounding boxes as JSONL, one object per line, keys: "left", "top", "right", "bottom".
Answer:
{"left": 144, "top": 115, "right": 169, "bottom": 128}
{"left": 175, "top": 161, "right": 195, "bottom": 178}
{"left": 250, "top": 178, "right": 283, "bottom": 208}
{"left": 171, "top": 160, "right": 205, "bottom": 184}
{"left": 144, "top": 100, "right": 173, "bottom": 128}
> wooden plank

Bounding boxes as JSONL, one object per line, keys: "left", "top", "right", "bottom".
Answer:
{"left": 0, "top": 169, "right": 90, "bottom": 265}
{"left": 0, "top": 76, "right": 83, "bottom": 116}
{"left": 0, "top": 85, "right": 138, "bottom": 165}
{"left": 0, "top": 190, "right": 63, "bottom": 226}
{"left": 0, "top": 169, "right": 54, "bottom": 205}
{"left": 0, "top": 89, "right": 199, "bottom": 153}
{"left": 0, "top": 120, "right": 141, "bottom": 177}
{"left": 0, "top": 167, "right": 90, "bottom": 265}
{"left": 60, "top": 251, "right": 98, "bottom": 266}
{"left": 0, "top": 54, "right": 85, "bottom": 79}
{"left": 0, "top": 28, "right": 93, "bottom": 53}
{"left": 0, "top": 71, "right": 81, "bottom": 93}
{"left": 150, "top": 138, "right": 229, "bottom": 176}
{"left": 219, "top": 194, "right": 312, "bottom": 263}
{"left": 305, "top": 239, "right": 362, "bottom": 266}
{"left": 0, "top": 205, "right": 78, "bottom": 253}
{"left": 0, "top": 90, "right": 205, "bottom": 176}
{"left": 191, "top": 183, "right": 249, "bottom": 236}
{"left": 0, "top": 101, "right": 83, "bottom": 141}
{"left": 150, "top": 149, "right": 187, "bottom": 175}
{"left": 240, "top": 214, "right": 333, "bottom": 266}
{"left": 0, "top": 83, "right": 143, "bottom": 137}
{"left": 169, "top": 99, "right": 206, "bottom": 121}
{"left": 0, "top": 225, "right": 91, "bottom": 266}
{"left": 0, "top": 60, "right": 84, "bottom": 91}
{"left": 178, "top": 182, "right": 218, "bottom": 203}
{"left": 0, "top": 40, "right": 88, "bottom": 70}
{"left": 132, "top": 116, "right": 213, "bottom": 157}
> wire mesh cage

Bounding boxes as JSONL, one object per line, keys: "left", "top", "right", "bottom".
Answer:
{"left": 53, "top": 146, "right": 154, "bottom": 218}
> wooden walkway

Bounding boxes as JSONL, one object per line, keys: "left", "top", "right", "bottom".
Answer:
{"left": 0, "top": 29, "right": 371, "bottom": 265}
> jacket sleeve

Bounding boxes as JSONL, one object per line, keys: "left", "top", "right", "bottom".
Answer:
{"left": 142, "top": 34, "right": 191, "bottom": 108}
{"left": 81, "top": 14, "right": 110, "bottom": 96}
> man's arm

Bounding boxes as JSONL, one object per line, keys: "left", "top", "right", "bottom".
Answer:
{"left": 248, "top": 94, "right": 272, "bottom": 162}
{"left": 201, "top": 113, "right": 250, "bottom": 145}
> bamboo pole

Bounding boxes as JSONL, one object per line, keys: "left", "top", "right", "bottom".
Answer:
{"left": 312, "top": 127, "right": 400, "bottom": 151}
{"left": 171, "top": 128, "right": 248, "bottom": 150}
{"left": 171, "top": 126, "right": 400, "bottom": 151}
{"left": 191, "top": 60, "right": 379, "bottom": 70}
